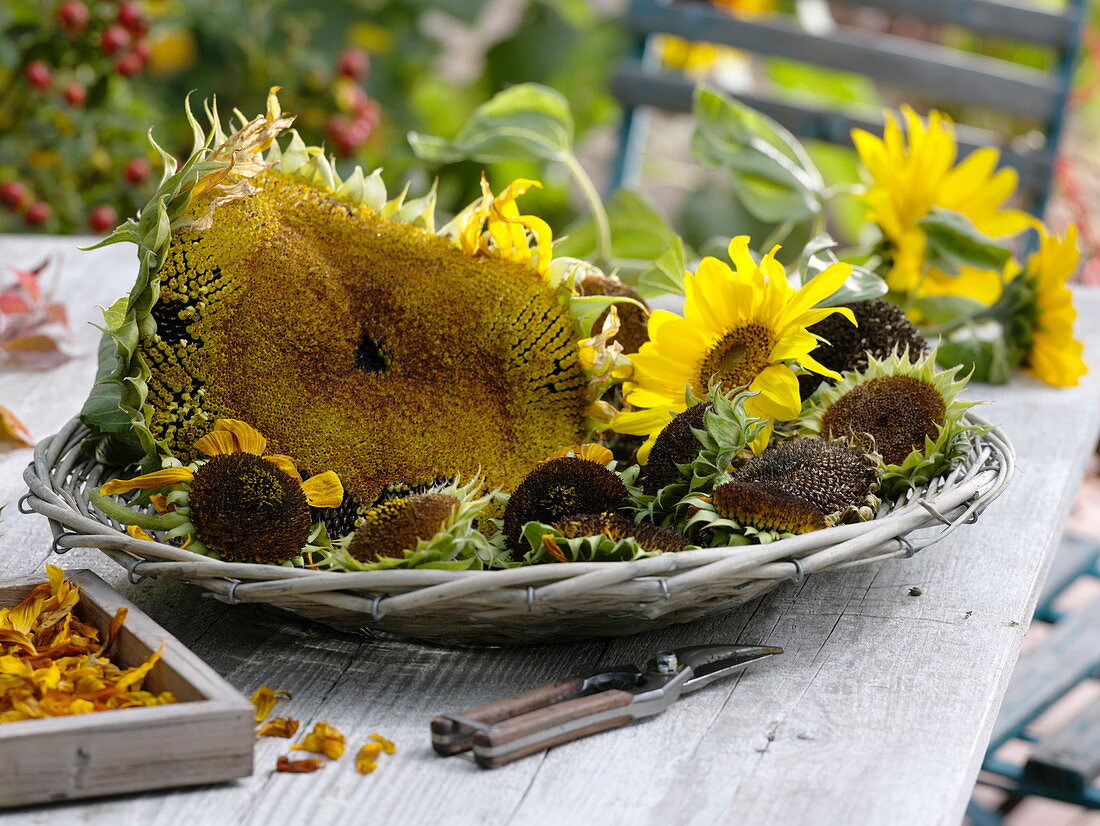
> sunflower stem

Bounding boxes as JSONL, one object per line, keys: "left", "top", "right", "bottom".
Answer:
{"left": 90, "top": 491, "right": 178, "bottom": 531}
{"left": 563, "top": 154, "right": 612, "bottom": 267}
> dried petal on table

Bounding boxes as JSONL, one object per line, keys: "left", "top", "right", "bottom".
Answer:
{"left": 0, "top": 260, "right": 74, "bottom": 370}
{"left": 369, "top": 733, "right": 396, "bottom": 755}
{"left": 356, "top": 742, "right": 383, "bottom": 774}
{"left": 292, "top": 721, "right": 346, "bottom": 759}
{"left": 275, "top": 755, "right": 324, "bottom": 774}
{"left": 250, "top": 685, "right": 292, "bottom": 722}
{"left": 0, "top": 406, "right": 33, "bottom": 454}
{"left": 257, "top": 717, "right": 300, "bottom": 738}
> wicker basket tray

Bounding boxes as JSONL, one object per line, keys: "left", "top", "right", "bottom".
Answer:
{"left": 22, "top": 415, "right": 1013, "bottom": 645}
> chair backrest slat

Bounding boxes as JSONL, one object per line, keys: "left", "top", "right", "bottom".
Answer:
{"left": 610, "top": 62, "right": 1051, "bottom": 195}
{"left": 627, "top": 0, "right": 1059, "bottom": 120}
{"left": 611, "top": 0, "right": 1086, "bottom": 215}
{"left": 833, "top": 0, "right": 1073, "bottom": 48}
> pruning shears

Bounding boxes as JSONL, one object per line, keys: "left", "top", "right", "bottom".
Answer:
{"left": 431, "top": 643, "right": 782, "bottom": 768}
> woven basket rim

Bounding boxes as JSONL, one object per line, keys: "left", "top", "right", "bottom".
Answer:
{"left": 21, "top": 413, "right": 1014, "bottom": 642}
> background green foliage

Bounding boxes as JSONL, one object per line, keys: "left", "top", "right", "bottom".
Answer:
{"left": 0, "top": 0, "right": 624, "bottom": 234}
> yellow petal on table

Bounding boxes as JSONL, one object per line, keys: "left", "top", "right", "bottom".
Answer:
{"left": 369, "top": 733, "right": 397, "bottom": 755}
{"left": 251, "top": 685, "right": 293, "bottom": 723}
{"left": 275, "top": 755, "right": 324, "bottom": 774}
{"left": 257, "top": 717, "right": 300, "bottom": 738}
{"left": 356, "top": 742, "right": 384, "bottom": 774}
{"left": 292, "top": 721, "right": 346, "bottom": 760}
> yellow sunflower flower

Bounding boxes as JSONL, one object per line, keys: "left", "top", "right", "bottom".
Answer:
{"left": 448, "top": 175, "right": 552, "bottom": 277}
{"left": 853, "top": 106, "right": 1032, "bottom": 300}
{"left": 101, "top": 418, "right": 343, "bottom": 508}
{"left": 612, "top": 236, "right": 855, "bottom": 458}
{"left": 99, "top": 419, "right": 343, "bottom": 563}
{"left": 1023, "top": 225, "right": 1087, "bottom": 387}
{"left": 660, "top": 0, "right": 774, "bottom": 76}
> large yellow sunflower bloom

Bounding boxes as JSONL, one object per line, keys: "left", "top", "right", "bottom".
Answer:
{"left": 1023, "top": 225, "right": 1087, "bottom": 387}
{"left": 853, "top": 106, "right": 1032, "bottom": 301}
{"left": 612, "top": 236, "right": 855, "bottom": 457}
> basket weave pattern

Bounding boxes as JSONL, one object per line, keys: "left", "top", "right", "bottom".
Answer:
{"left": 22, "top": 416, "right": 1014, "bottom": 644}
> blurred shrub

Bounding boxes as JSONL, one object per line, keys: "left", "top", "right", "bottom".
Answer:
{"left": 0, "top": 0, "right": 624, "bottom": 234}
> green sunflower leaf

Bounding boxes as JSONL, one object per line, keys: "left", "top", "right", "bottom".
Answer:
{"left": 691, "top": 85, "right": 823, "bottom": 224}
{"left": 408, "top": 83, "right": 575, "bottom": 164}
{"left": 918, "top": 207, "right": 1013, "bottom": 276}
{"left": 555, "top": 189, "right": 674, "bottom": 264}
{"left": 797, "top": 233, "right": 886, "bottom": 306}
{"left": 637, "top": 235, "right": 688, "bottom": 298}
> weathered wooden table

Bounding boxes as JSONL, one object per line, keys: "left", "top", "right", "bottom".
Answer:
{"left": 1, "top": 235, "right": 1097, "bottom": 826}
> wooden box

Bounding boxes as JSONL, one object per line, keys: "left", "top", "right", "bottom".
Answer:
{"left": 0, "top": 569, "right": 254, "bottom": 808}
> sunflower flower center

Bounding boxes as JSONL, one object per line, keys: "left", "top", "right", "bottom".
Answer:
{"left": 696, "top": 324, "right": 774, "bottom": 395}
{"left": 347, "top": 493, "right": 459, "bottom": 562}
{"left": 188, "top": 453, "right": 311, "bottom": 563}
{"left": 821, "top": 375, "right": 946, "bottom": 465}
{"left": 712, "top": 480, "right": 826, "bottom": 535}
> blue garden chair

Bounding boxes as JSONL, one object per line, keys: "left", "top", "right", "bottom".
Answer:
{"left": 609, "top": 0, "right": 1088, "bottom": 218}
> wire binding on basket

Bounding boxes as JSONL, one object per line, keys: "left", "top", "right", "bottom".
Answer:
{"left": 896, "top": 536, "right": 917, "bottom": 558}
{"left": 17, "top": 493, "right": 35, "bottom": 514}
{"left": 51, "top": 531, "right": 78, "bottom": 555}
{"left": 126, "top": 556, "right": 147, "bottom": 584}
{"left": 19, "top": 415, "right": 1015, "bottom": 645}
{"left": 788, "top": 558, "right": 805, "bottom": 585}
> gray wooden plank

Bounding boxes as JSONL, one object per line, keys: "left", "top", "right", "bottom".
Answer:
{"left": 833, "top": 0, "right": 1074, "bottom": 48}
{"left": 1025, "top": 699, "right": 1100, "bottom": 792}
{"left": 627, "top": 0, "right": 1060, "bottom": 120}
{"left": 0, "top": 236, "right": 1098, "bottom": 826}
{"left": 609, "top": 63, "right": 1052, "bottom": 195}
{"left": 990, "top": 596, "right": 1100, "bottom": 747}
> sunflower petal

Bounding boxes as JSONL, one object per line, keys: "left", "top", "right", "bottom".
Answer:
{"left": 193, "top": 430, "right": 239, "bottom": 457}
{"left": 101, "top": 467, "right": 195, "bottom": 495}
{"left": 265, "top": 454, "right": 302, "bottom": 482}
{"left": 212, "top": 419, "right": 267, "bottom": 455}
{"left": 300, "top": 471, "right": 343, "bottom": 508}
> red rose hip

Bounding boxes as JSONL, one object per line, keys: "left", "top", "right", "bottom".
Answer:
{"left": 0, "top": 182, "right": 29, "bottom": 210}
{"left": 101, "top": 25, "right": 131, "bottom": 55}
{"left": 89, "top": 204, "right": 119, "bottom": 234}
{"left": 24, "top": 202, "right": 51, "bottom": 226}
{"left": 124, "top": 157, "right": 151, "bottom": 184}
{"left": 25, "top": 61, "right": 52, "bottom": 90}
{"left": 58, "top": 1, "right": 90, "bottom": 33}
{"left": 337, "top": 48, "right": 370, "bottom": 80}
{"left": 64, "top": 82, "right": 86, "bottom": 107}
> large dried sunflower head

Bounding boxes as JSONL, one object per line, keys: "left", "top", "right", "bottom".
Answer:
{"left": 83, "top": 90, "right": 635, "bottom": 515}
